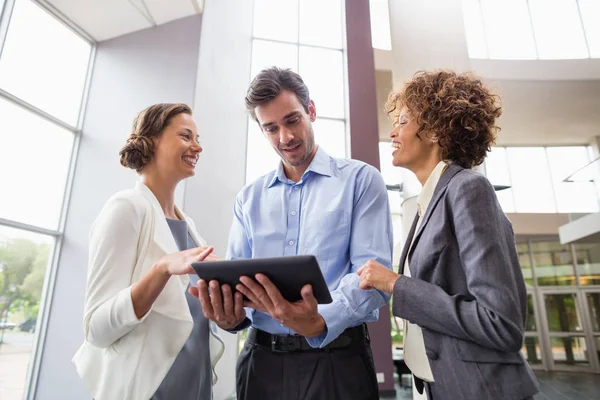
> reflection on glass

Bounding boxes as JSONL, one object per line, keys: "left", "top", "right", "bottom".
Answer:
{"left": 546, "top": 147, "right": 599, "bottom": 213}
{"left": 528, "top": 0, "right": 588, "bottom": 59}
{"left": 521, "top": 336, "right": 542, "bottom": 365}
{"left": 0, "top": 98, "right": 74, "bottom": 230}
{"left": 0, "top": 0, "right": 91, "bottom": 126}
{"left": 312, "top": 118, "right": 346, "bottom": 159}
{"left": 506, "top": 148, "right": 556, "bottom": 213}
{"left": 0, "top": 226, "right": 54, "bottom": 400}
{"left": 526, "top": 295, "right": 537, "bottom": 331}
{"left": 575, "top": 242, "right": 600, "bottom": 286}
{"left": 517, "top": 243, "right": 533, "bottom": 287}
{"left": 550, "top": 336, "right": 589, "bottom": 365}
{"left": 299, "top": 47, "right": 345, "bottom": 119}
{"left": 544, "top": 294, "right": 582, "bottom": 332}
{"left": 532, "top": 241, "right": 576, "bottom": 286}
{"left": 579, "top": 0, "right": 600, "bottom": 58}
{"left": 586, "top": 293, "right": 600, "bottom": 332}
{"left": 479, "top": 0, "right": 536, "bottom": 59}
{"left": 299, "top": 0, "right": 343, "bottom": 49}
{"left": 252, "top": 0, "right": 299, "bottom": 43}
{"left": 251, "top": 39, "right": 298, "bottom": 78}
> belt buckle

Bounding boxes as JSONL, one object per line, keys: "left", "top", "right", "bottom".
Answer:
{"left": 271, "top": 335, "right": 300, "bottom": 352}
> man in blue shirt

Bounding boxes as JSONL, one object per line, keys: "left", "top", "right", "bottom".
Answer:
{"left": 196, "top": 67, "right": 393, "bottom": 400}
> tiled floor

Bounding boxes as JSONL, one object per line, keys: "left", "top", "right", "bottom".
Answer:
{"left": 381, "top": 371, "right": 600, "bottom": 400}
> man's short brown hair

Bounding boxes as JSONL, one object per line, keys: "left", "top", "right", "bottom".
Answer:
{"left": 245, "top": 67, "right": 311, "bottom": 121}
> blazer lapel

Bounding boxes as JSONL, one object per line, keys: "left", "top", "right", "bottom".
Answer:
{"left": 136, "top": 182, "right": 191, "bottom": 295}
{"left": 411, "top": 163, "right": 463, "bottom": 247}
{"left": 398, "top": 214, "right": 419, "bottom": 274}
{"left": 136, "top": 182, "right": 179, "bottom": 255}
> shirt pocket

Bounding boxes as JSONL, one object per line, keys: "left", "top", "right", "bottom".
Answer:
{"left": 313, "top": 211, "right": 351, "bottom": 263}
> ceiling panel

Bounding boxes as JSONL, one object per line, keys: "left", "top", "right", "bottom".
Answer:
{"left": 144, "top": 0, "right": 196, "bottom": 25}
{"left": 42, "top": 0, "right": 202, "bottom": 41}
{"left": 44, "top": 0, "right": 152, "bottom": 41}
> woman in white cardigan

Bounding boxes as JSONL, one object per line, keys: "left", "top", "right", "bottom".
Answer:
{"left": 73, "top": 103, "right": 229, "bottom": 400}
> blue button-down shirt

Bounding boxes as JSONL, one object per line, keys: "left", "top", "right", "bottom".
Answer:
{"left": 227, "top": 147, "right": 393, "bottom": 347}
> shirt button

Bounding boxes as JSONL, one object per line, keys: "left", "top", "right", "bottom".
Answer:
{"left": 288, "top": 240, "right": 295, "bottom": 246}
{"left": 294, "top": 186, "right": 299, "bottom": 190}
{"left": 291, "top": 211, "right": 297, "bottom": 216}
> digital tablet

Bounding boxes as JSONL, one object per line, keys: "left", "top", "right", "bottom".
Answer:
{"left": 191, "top": 255, "right": 333, "bottom": 304}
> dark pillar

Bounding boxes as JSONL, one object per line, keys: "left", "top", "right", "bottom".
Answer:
{"left": 345, "top": 0, "right": 395, "bottom": 396}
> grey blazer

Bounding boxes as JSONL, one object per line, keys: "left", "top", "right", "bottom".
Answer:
{"left": 393, "top": 163, "right": 539, "bottom": 400}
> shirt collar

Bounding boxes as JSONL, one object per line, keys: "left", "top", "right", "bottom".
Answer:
{"left": 267, "top": 146, "right": 332, "bottom": 188}
{"left": 416, "top": 161, "right": 448, "bottom": 217}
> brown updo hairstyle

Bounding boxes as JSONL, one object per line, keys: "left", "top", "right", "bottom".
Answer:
{"left": 119, "top": 103, "right": 192, "bottom": 172}
{"left": 385, "top": 70, "right": 502, "bottom": 168}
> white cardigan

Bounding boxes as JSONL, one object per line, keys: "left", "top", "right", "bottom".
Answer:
{"left": 72, "top": 182, "right": 224, "bottom": 400}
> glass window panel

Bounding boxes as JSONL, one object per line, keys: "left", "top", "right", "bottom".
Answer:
{"left": 532, "top": 241, "right": 576, "bottom": 286}
{"left": 550, "top": 336, "right": 589, "bottom": 365}
{"left": 576, "top": 242, "right": 600, "bottom": 286}
{"left": 299, "top": 0, "right": 343, "bottom": 49}
{"left": 480, "top": 0, "right": 536, "bottom": 59}
{"left": 370, "top": 0, "right": 392, "bottom": 51}
{"left": 0, "top": 0, "right": 91, "bottom": 126}
{"left": 461, "top": 0, "right": 488, "bottom": 58}
{"left": 0, "top": 98, "right": 74, "bottom": 229}
{"left": 252, "top": 0, "right": 298, "bottom": 43}
{"left": 245, "top": 118, "right": 281, "bottom": 185}
{"left": 312, "top": 118, "right": 346, "bottom": 159}
{"left": 577, "top": 0, "right": 600, "bottom": 58}
{"left": 529, "top": 0, "right": 589, "bottom": 59}
{"left": 586, "top": 293, "right": 600, "bottom": 332}
{"left": 299, "top": 47, "right": 345, "bottom": 119}
{"left": 547, "top": 147, "right": 599, "bottom": 213}
{"left": 544, "top": 293, "right": 582, "bottom": 332}
{"left": 506, "top": 148, "right": 556, "bottom": 213}
{"left": 251, "top": 39, "right": 298, "bottom": 79}
{"left": 521, "top": 336, "right": 543, "bottom": 364}
{"left": 517, "top": 243, "right": 534, "bottom": 287}
{"left": 0, "top": 226, "right": 54, "bottom": 399}
{"left": 484, "top": 148, "right": 515, "bottom": 212}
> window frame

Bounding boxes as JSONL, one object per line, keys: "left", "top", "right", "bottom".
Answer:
{"left": 0, "top": 1, "right": 95, "bottom": 398}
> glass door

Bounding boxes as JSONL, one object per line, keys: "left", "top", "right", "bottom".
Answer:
{"left": 581, "top": 290, "right": 600, "bottom": 371}
{"left": 537, "top": 289, "right": 595, "bottom": 371}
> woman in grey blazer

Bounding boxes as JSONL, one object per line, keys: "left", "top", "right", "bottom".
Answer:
{"left": 357, "top": 70, "right": 538, "bottom": 400}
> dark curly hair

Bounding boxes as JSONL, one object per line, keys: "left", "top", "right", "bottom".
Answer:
{"left": 119, "top": 103, "right": 192, "bottom": 172}
{"left": 385, "top": 70, "right": 501, "bottom": 168}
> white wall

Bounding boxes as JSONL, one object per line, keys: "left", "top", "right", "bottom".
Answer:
{"left": 34, "top": 15, "right": 203, "bottom": 399}
{"left": 182, "top": 0, "right": 254, "bottom": 398}
{"left": 387, "top": 0, "right": 600, "bottom": 146}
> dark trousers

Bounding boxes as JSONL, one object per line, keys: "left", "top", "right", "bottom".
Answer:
{"left": 236, "top": 333, "right": 379, "bottom": 400}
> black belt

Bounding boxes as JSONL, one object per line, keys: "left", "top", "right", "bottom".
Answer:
{"left": 247, "top": 324, "right": 370, "bottom": 352}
